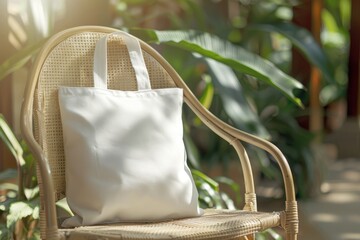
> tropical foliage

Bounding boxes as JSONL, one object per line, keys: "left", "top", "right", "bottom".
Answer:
{"left": 114, "top": 0, "right": 338, "bottom": 198}
{"left": 0, "top": 114, "right": 39, "bottom": 240}
{"left": 0, "top": 0, "right": 351, "bottom": 239}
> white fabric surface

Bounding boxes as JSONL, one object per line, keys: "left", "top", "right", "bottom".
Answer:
{"left": 59, "top": 31, "right": 202, "bottom": 227}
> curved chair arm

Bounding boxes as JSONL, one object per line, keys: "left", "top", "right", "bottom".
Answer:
{"left": 139, "top": 43, "right": 257, "bottom": 207}
{"left": 183, "top": 92, "right": 299, "bottom": 239}
{"left": 20, "top": 30, "right": 70, "bottom": 240}
{"left": 139, "top": 40, "right": 297, "bottom": 205}
{"left": 145, "top": 41, "right": 297, "bottom": 200}
{"left": 21, "top": 97, "right": 61, "bottom": 239}
{"left": 208, "top": 110, "right": 299, "bottom": 238}
{"left": 142, "top": 42, "right": 298, "bottom": 238}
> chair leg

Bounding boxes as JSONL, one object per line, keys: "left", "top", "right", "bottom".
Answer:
{"left": 239, "top": 236, "right": 249, "bottom": 240}
{"left": 286, "top": 233, "right": 297, "bottom": 240}
{"left": 241, "top": 234, "right": 254, "bottom": 240}
{"left": 283, "top": 201, "right": 299, "bottom": 240}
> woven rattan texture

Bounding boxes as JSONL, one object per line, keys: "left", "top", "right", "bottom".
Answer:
{"left": 36, "top": 32, "right": 176, "bottom": 199}
{"left": 34, "top": 32, "right": 177, "bottom": 236}
{"left": 61, "top": 209, "right": 280, "bottom": 240}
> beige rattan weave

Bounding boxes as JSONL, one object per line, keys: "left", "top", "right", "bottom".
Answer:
{"left": 61, "top": 209, "right": 280, "bottom": 240}
{"left": 21, "top": 26, "right": 299, "bottom": 240}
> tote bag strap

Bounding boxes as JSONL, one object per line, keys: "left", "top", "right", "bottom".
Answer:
{"left": 93, "top": 31, "right": 151, "bottom": 90}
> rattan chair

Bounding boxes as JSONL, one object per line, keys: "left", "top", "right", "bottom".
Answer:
{"left": 21, "top": 26, "right": 298, "bottom": 240}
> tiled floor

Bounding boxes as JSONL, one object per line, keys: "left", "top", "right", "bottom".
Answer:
{"left": 299, "top": 158, "right": 360, "bottom": 240}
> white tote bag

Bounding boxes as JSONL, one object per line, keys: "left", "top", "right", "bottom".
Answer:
{"left": 59, "top": 32, "right": 202, "bottom": 227}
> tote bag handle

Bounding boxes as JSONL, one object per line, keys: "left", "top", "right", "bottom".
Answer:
{"left": 93, "top": 31, "right": 151, "bottom": 90}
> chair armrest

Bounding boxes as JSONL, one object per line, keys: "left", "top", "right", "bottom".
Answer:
{"left": 183, "top": 93, "right": 296, "bottom": 203}
{"left": 21, "top": 86, "right": 61, "bottom": 240}
{"left": 184, "top": 93, "right": 299, "bottom": 237}
{"left": 140, "top": 35, "right": 296, "bottom": 203}
{"left": 130, "top": 41, "right": 298, "bottom": 237}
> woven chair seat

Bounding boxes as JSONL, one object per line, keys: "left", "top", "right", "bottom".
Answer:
{"left": 60, "top": 209, "right": 280, "bottom": 239}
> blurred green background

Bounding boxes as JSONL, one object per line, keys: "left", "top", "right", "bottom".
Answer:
{"left": 0, "top": 0, "right": 357, "bottom": 239}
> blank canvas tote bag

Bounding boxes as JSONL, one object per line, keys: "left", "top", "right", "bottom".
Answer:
{"left": 58, "top": 31, "right": 202, "bottom": 227}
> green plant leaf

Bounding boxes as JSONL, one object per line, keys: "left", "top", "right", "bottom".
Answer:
{"left": 220, "top": 192, "right": 236, "bottom": 210}
{"left": 198, "top": 182, "right": 223, "bottom": 209}
{"left": 6, "top": 198, "right": 39, "bottom": 229}
{"left": 0, "top": 114, "right": 27, "bottom": 200}
{"left": 24, "top": 186, "right": 39, "bottom": 200}
{"left": 7, "top": 202, "right": 33, "bottom": 228}
{"left": 56, "top": 197, "right": 73, "bottom": 218}
{"left": 215, "top": 175, "right": 242, "bottom": 204}
{"left": 0, "top": 224, "right": 11, "bottom": 240}
{"left": 249, "top": 22, "right": 335, "bottom": 84}
{"left": 183, "top": 128, "right": 201, "bottom": 169}
{"left": 0, "top": 196, "right": 17, "bottom": 212}
{"left": 0, "top": 38, "right": 47, "bottom": 81}
{"left": 0, "top": 114, "right": 25, "bottom": 167}
{"left": 193, "top": 74, "right": 214, "bottom": 126}
{"left": 191, "top": 169, "right": 219, "bottom": 190}
{"left": 198, "top": 74, "right": 214, "bottom": 110}
{"left": 131, "top": 28, "right": 304, "bottom": 107}
{"left": 205, "top": 58, "right": 270, "bottom": 138}
{"left": 264, "top": 228, "right": 283, "bottom": 239}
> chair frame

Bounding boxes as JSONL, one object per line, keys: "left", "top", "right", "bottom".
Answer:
{"left": 21, "top": 26, "right": 298, "bottom": 239}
